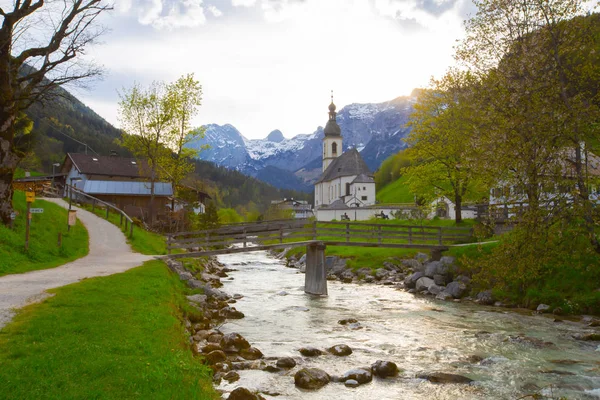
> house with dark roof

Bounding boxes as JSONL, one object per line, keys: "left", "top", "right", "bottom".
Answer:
{"left": 61, "top": 153, "right": 174, "bottom": 221}
{"left": 314, "top": 97, "right": 377, "bottom": 217}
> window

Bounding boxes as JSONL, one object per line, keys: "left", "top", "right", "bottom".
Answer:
{"left": 346, "top": 182, "right": 350, "bottom": 196}
{"left": 361, "top": 196, "right": 367, "bottom": 201}
{"left": 363, "top": 186, "right": 366, "bottom": 190}
{"left": 332, "top": 142, "right": 337, "bottom": 155}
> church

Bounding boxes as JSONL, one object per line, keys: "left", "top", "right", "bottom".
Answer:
{"left": 314, "top": 96, "right": 376, "bottom": 214}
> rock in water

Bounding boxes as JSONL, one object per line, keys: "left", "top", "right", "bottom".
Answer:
{"left": 327, "top": 344, "right": 352, "bottom": 356}
{"left": 294, "top": 368, "right": 331, "bottom": 390}
{"left": 204, "top": 350, "right": 227, "bottom": 365}
{"left": 299, "top": 347, "right": 322, "bottom": 356}
{"left": 227, "top": 387, "right": 265, "bottom": 400}
{"left": 372, "top": 360, "right": 399, "bottom": 378}
{"left": 223, "top": 371, "right": 240, "bottom": 383}
{"left": 240, "top": 347, "right": 263, "bottom": 360}
{"left": 342, "top": 368, "right": 373, "bottom": 384}
{"left": 276, "top": 357, "right": 296, "bottom": 369}
{"left": 417, "top": 372, "right": 473, "bottom": 384}
{"left": 221, "top": 333, "right": 251, "bottom": 352}
{"left": 345, "top": 379, "right": 360, "bottom": 388}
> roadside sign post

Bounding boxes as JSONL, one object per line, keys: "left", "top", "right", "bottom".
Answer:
{"left": 25, "top": 191, "right": 34, "bottom": 251}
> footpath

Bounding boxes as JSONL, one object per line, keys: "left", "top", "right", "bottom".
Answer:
{"left": 0, "top": 198, "right": 154, "bottom": 329}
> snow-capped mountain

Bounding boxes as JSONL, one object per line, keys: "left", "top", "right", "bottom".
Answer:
{"left": 186, "top": 94, "right": 417, "bottom": 191}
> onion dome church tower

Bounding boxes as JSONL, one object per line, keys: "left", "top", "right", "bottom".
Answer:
{"left": 322, "top": 91, "right": 342, "bottom": 172}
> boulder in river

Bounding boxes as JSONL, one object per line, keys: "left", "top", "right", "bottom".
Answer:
{"left": 227, "top": 387, "right": 266, "bottom": 400}
{"left": 372, "top": 360, "right": 399, "bottom": 378}
{"left": 276, "top": 357, "right": 296, "bottom": 369}
{"left": 417, "top": 372, "right": 473, "bottom": 384}
{"left": 338, "top": 318, "right": 358, "bottom": 325}
{"left": 404, "top": 272, "right": 424, "bottom": 289}
{"left": 294, "top": 368, "right": 330, "bottom": 390}
{"left": 327, "top": 344, "right": 352, "bottom": 356}
{"left": 204, "top": 350, "right": 227, "bottom": 365}
{"left": 428, "top": 284, "right": 443, "bottom": 296}
{"left": 475, "top": 290, "right": 494, "bottom": 305}
{"left": 436, "top": 291, "right": 453, "bottom": 301}
{"left": 221, "top": 333, "right": 251, "bottom": 352}
{"left": 445, "top": 281, "right": 468, "bottom": 298}
{"left": 342, "top": 368, "right": 373, "bottom": 384}
{"left": 344, "top": 379, "right": 360, "bottom": 388}
{"left": 240, "top": 347, "right": 263, "bottom": 360}
{"left": 223, "top": 371, "right": 240, "bottom": 383}
{"left": 299, "top": 347, "right": 322, "bottom": 357}
{"left": 415, "top": 277, "right": 435, "bottom": 292}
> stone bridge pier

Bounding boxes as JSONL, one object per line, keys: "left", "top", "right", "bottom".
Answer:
{"left": 304, "top": 242, "right": 328, "bottom": 296}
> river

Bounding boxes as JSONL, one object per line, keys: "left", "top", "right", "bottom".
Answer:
{"left": 215, "top": 250, "right": 600, "bottom": 399}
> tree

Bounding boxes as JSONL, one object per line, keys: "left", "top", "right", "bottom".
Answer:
{"left": 404, "top": 70, "right": 484, "bottom": 223}
{"left": 118, "top": 82, "right": 173, "bottom": 224}
{"left": 198, "top": 201, "right": 219, "bottom": 230}
{"left": 0, "top": 0, "right": 111, "bottom": 226}
{"left": 456, "top": 0, "right": 600, "bottom": 250}
{"left": 161, "top": 74, "right": 206, "bottom": 209}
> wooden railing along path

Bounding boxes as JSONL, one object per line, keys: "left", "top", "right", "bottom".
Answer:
{"left": 166, "top": 220, "right": 474, "bottom": 258}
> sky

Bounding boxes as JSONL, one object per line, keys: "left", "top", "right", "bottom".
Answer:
{"left": 72, "top": 0, "right": 476, "bottom": 140}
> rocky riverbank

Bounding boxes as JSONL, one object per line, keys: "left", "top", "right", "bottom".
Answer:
{"left": 165, "top": 257, "right": 469, "bottom": 399}
{"left": 281, "top": 249, "right": 600, "bottom": 326}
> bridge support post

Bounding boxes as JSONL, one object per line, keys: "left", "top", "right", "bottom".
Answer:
{"left": 431, "top": 248, "right": 443, "bottom": 261}
{"left": 305, "top": 242, "right": 327, "bottom": 296}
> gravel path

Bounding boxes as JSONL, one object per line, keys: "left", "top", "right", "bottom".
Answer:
{"left": 0, "top": 198, "right": 155, "bottom": 329}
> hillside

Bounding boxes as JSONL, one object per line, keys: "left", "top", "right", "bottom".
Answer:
{"left": 376, "top": 176, "right": 414, "bottom": 204}
{"left": 19, "top": 86, "right": 310, "bottom": 212}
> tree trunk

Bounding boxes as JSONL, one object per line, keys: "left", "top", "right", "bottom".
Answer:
{"left": 454, "top": 193, "right": 463, "bottom": 224}
{"left": 149, "top": 166, "right": 155, "bottom": 225}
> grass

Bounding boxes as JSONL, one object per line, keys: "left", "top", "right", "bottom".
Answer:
{"left": 0, "top": 191, "right": 89, "bottom": 277}
{"left": 0, "top": 260, "right": 218, "bottom": 400}
{"left": 376, "top": 175, "right": 414, "bottom": 204}
{"left": 77, "top": 202, "right": 168, "bottom": 255}
{"left": 13, "top": 168, "right": 44, "bottom": 179}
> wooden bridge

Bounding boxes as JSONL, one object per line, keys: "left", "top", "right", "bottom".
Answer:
{"left": 166, "top": 220, "right": 473, "bottom": 296}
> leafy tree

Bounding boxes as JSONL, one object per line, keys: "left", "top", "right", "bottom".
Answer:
{"left": 456, "top": 0, "right": 600, "bottom": 250}
{"left": 198, "top": 201, "right": 219, "bottom": 230}
{"left": 404, "top": 70, "right": 484, "bottom": 222}
{"left": 217, "top": 208, "right": 243, "bottom": 224}
{"left": 117, "top": 82, "right": 172, "bottom": 224}
{"left": 0, "top": 0, "right": 111, "bottom": 226}
{"left": 161, "top": 74, "right": 207, "bottom": 209}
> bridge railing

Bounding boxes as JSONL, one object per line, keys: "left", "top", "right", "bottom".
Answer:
{"left": 166, "top": 220, "right": 473, "bottom": 255}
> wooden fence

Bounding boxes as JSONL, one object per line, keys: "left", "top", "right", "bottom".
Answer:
{"left": 166, "top": 220, "right": 473, "bottom": 255}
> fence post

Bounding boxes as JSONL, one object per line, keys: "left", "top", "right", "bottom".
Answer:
{"left": 312, "top": 221, "right": 317, "bottom": 240}
{"left": 120, "top": 213, "right": 123, "bottom": 226}
{"left": 378, "top": 225, "right": 382, "bottom": 244}
{"left": 205, "top": 231, "right": 209, "bottom": 248}
{"left": 106, "top": 205, "right": 109, "bottom": 219}
{"left": 438, "top": 227, "right": 443, "bottom": 245}
{"left": 346, "top": 223, "right": 349, "bottom": 243}
{"left": 408, "top": 226, "right": 413, "bottom": 244}
{"left": 130, "top": 222, "right": 133, "bottom": 238}
{"left": 167, "top": 234, "right": 172, "bottom": 255}
{"left": 92, "top": 199, "right": 95, "bottom": 212}
{"left": 279, "top": 226, "right": 283, "bottom": 244}
{"left": 243, "top": 228, "right": 247, "bottom": 248}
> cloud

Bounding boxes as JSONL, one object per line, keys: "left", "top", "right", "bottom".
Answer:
{"left": 207, "top": 5, "right": 223, "bottom": 17}
{"left": 232, "top": 0, "right": 257, "bottom": 6}
{"left": 118, "top": 0, "right": 208, "bottom": 29}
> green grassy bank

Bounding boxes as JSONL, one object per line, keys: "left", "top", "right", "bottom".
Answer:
{"left": 0, "top": 260, "right": 218, "bottom": 400}
{"left": 0, "top": 191, "right": 89, "bottom": 277}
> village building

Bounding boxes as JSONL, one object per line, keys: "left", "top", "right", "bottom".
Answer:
{"left": 61, "top": 153, "right": 174, "bottom": 221}
{"left": 314, "top": 97, "right": 379, "bottom": 221}
{"left": 270, "top": 198, "right": 313, "bottom": 219}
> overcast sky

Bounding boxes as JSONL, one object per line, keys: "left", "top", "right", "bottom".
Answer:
{"left": 74, "top": 0, "right": 476, "bottom": 140}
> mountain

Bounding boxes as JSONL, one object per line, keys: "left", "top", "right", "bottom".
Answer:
{"left": 187, "top": 94, "right": 416, "bottom": 191}
{"left": 20, "top": 86, "right": 310, "bottom": 212}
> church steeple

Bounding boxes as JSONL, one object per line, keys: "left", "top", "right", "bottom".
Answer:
{"left": 322, "top": 91, "right": 343, "bottom": 172}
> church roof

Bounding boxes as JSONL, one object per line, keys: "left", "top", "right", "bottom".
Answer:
{"left": 316, "top": 148, "right": 372, "bottom": 183}
{"left": 351, "top": 173, "right": 375, "bottom": 184}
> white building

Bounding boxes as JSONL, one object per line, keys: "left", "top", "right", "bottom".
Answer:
{"left": 314, "top": 98, "right": 377, "bottom": 220}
